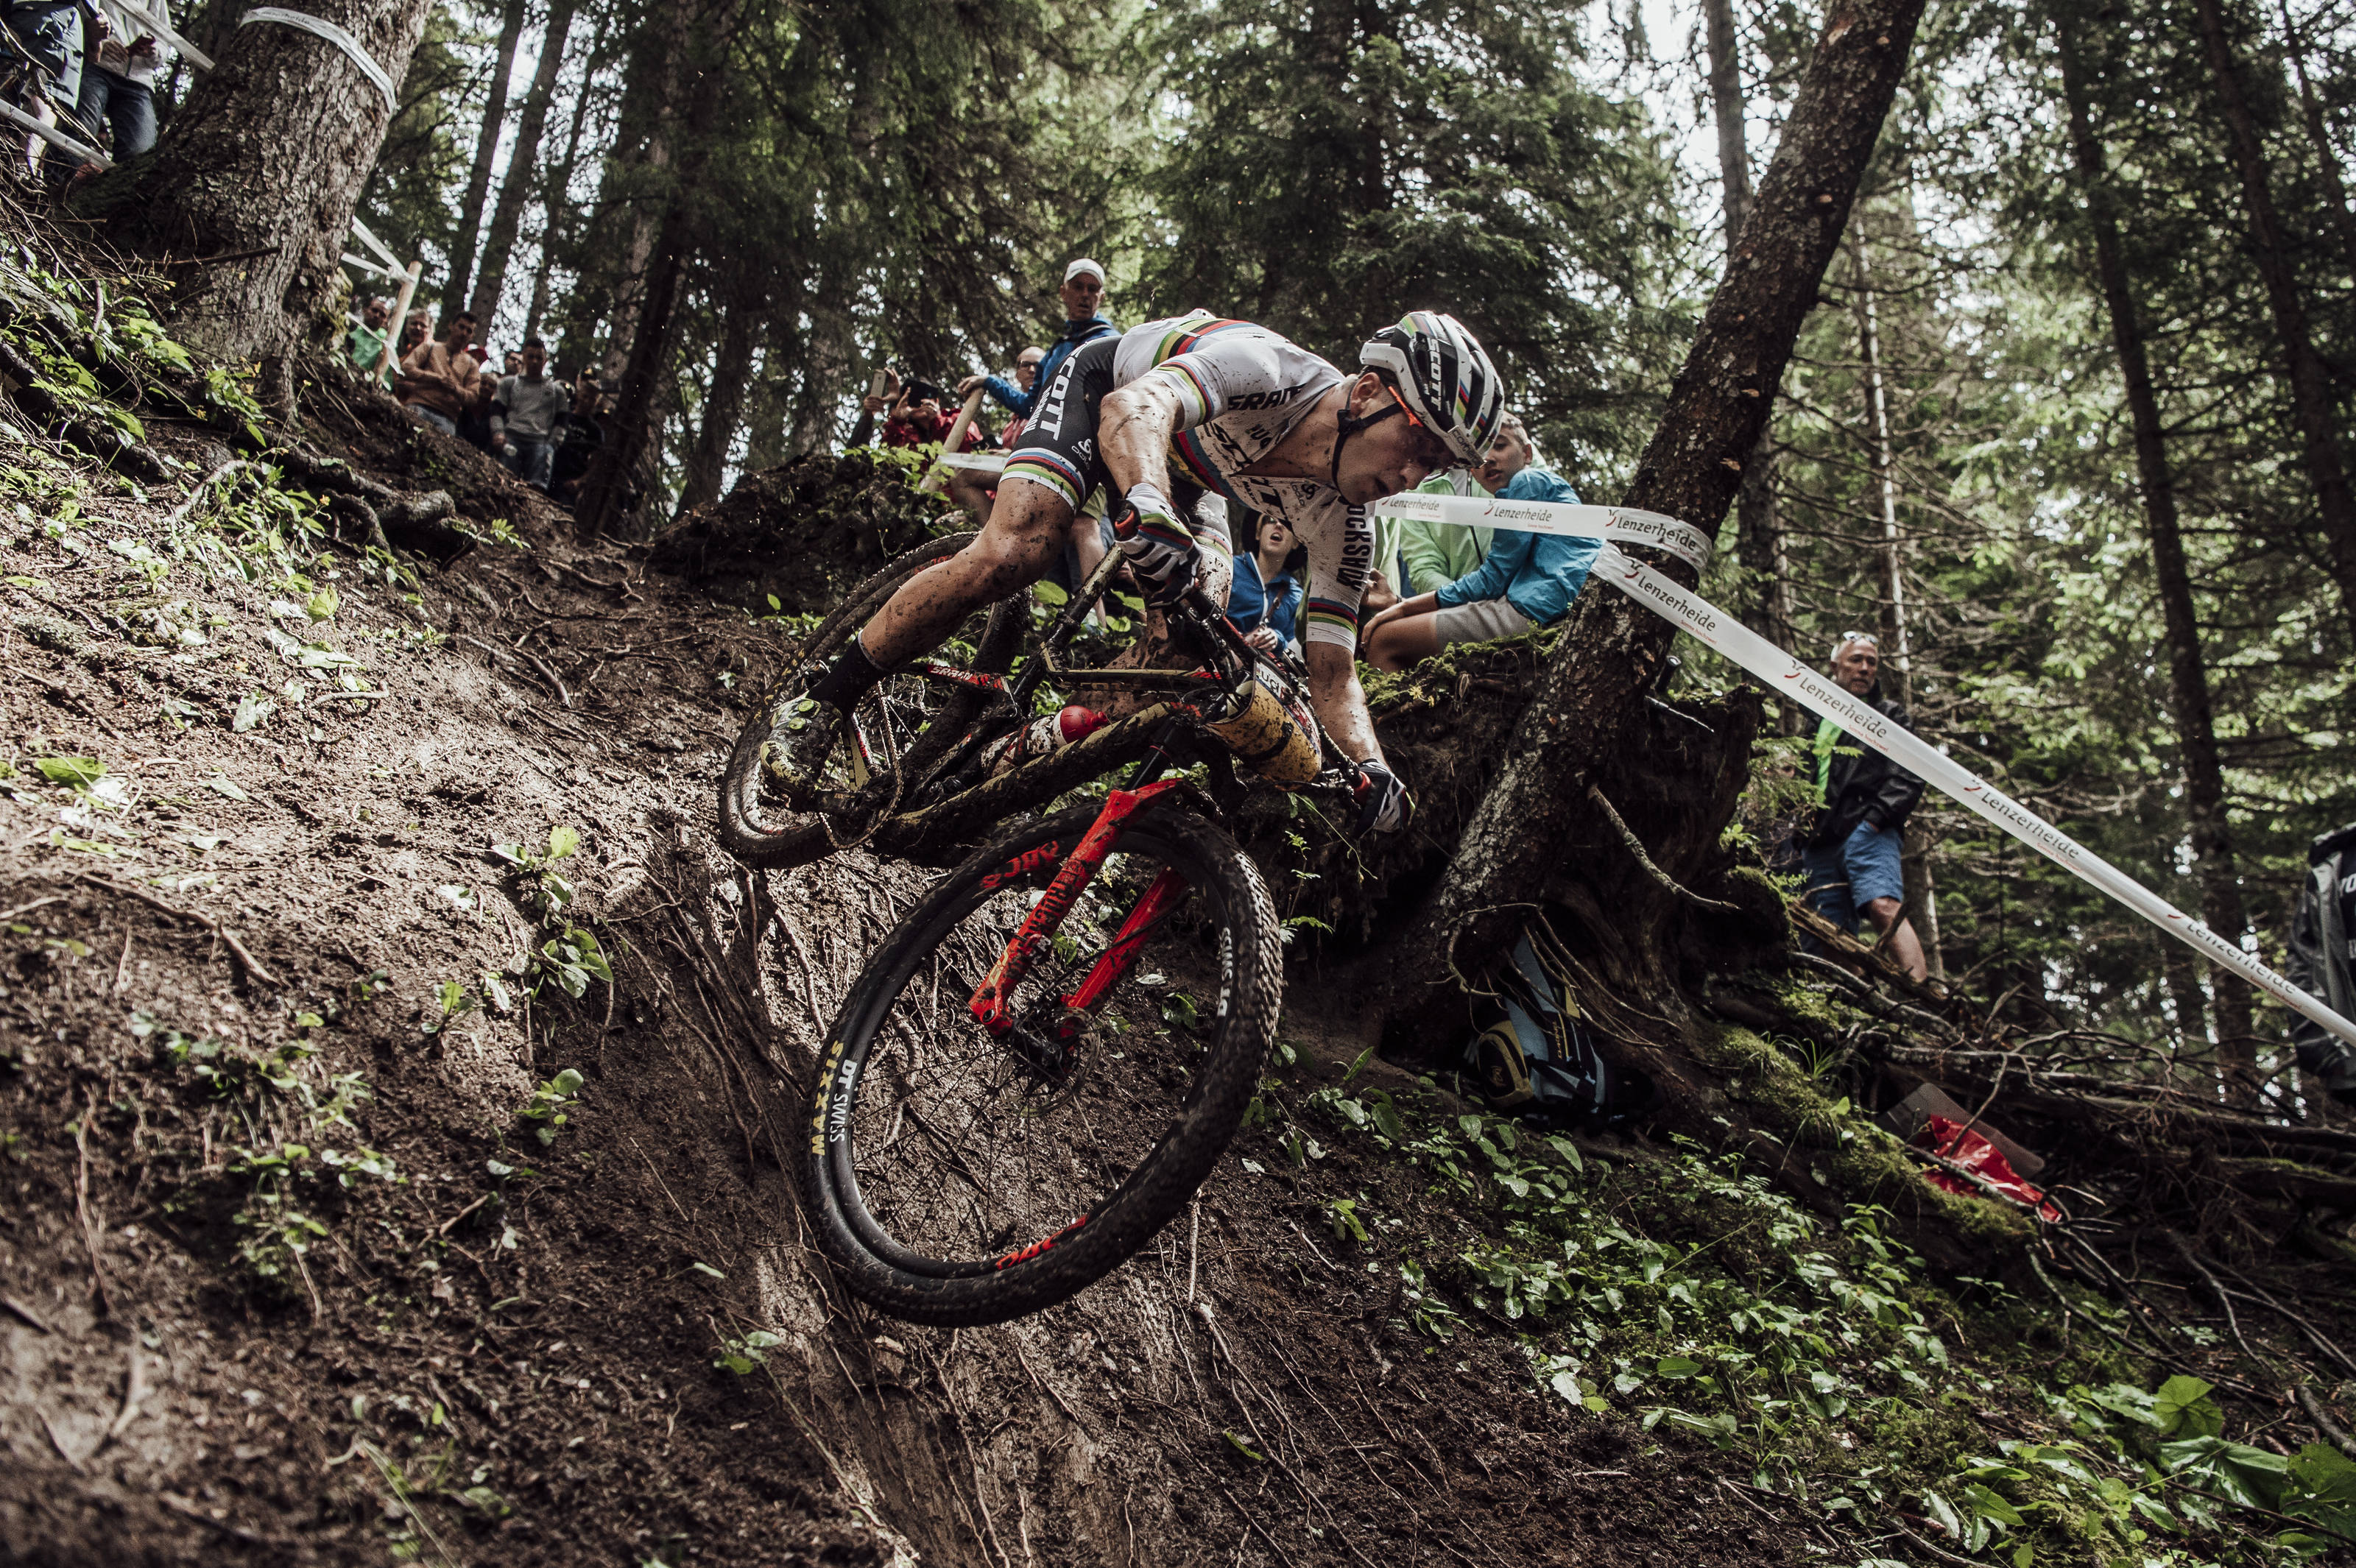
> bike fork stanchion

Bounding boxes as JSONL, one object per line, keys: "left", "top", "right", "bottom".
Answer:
{"left": 1062, "top": 867, "right": 1190, "bottom": 1012}
{"left": 964, "top": 774, "right": 1187, "bottom": 1032}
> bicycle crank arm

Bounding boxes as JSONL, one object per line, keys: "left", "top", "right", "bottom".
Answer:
{"left": 965, "top": 777, "right": 1187, "bottom": 1034}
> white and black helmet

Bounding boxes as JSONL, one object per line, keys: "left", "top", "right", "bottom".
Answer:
{"left": 1358, "top": 311, "right": 1506, "bottom": 465}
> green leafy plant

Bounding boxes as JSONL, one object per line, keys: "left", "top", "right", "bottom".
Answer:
{"left": 532, "top": 927, "right": 611, "bottom": 1000}
{"left": 492, "top": 824, "right": 580, "bottom": 918}
{"left": 714, "top": 1329, "right": 783, "bottom": 1374}
{"left": 517, "top": 1069, "right": 584, "bottom": 1145}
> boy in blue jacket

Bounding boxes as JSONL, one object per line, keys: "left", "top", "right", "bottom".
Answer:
{"left": 1360, "top": 414, "right": 1593, "bottom": 671}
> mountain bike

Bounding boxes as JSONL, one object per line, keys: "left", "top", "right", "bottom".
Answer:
{"left": 718, "top": 533, "right": 1350, "bottom": 1324}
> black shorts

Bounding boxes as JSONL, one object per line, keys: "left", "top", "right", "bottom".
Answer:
{"left": 1000, "top": 336, "right": 1230, "bottom": 549}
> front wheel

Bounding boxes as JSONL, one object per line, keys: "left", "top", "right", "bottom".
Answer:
{"left": 798, "top": 801, "right": 1281, "bottom": 1326}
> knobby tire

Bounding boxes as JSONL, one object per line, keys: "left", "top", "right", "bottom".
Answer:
{"left": 797, "top": 800, "right": 1282, "bottom": 1325}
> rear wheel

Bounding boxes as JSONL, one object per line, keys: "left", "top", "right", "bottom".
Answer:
{"left": 716, "top": 532, "right": 1020, "bottom": 868}
{"left": 798, "top": 800, "right": 1281, "bottom": 1325}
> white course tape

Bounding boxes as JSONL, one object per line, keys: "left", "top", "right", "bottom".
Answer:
{"left": 1372, "top": 492, "right": 1713, "bottom": 574}
{"left": 238, "top": 8, "right": 395, "bottom": 114}
{"left": 0, "top": 99, "right": 108, "bottom": 169}
{"left": 939, "top": 452, "right": 1006, "bottom": 475}
{"left": 1581, "top": 541, "right": 2356, "bottom": 1052}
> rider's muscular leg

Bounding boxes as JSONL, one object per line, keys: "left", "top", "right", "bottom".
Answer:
{"left": 808, "top": 482, "right": 1076, "bottom": 718}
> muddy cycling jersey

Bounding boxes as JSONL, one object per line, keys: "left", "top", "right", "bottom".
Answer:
{"left": 1002, "top": 311, "right": 1375, "bottom": 651}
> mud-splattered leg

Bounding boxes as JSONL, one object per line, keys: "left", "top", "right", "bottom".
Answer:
{"left": 857, "top": 479, "right": 1076, "bottom": 665}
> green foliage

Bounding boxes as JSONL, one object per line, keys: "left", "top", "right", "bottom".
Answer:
{"left": 1281, "top": 1081, "right": 2322, "bottom": 1563}
{"left": 491, "top": 824, "right": 580, "bottom": 919}
{"left": 517, "top": 1069, "right": 585, "bottom": 1146}
{"left": 713, "top": 1329, "right": 783, "bottom": 1375}
{"left": 136, "top": 1009, "right": 397, "bottom": 1294}
{"left": 533, "top": 927, "right": 612, "bottom": 1000}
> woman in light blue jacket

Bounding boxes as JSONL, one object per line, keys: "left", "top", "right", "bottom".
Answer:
{"left": 1360, "top": 414, "right": 1595, "bottom": 672}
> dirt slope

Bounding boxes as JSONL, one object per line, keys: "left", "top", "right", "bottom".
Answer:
{"left": 0, "top": 379, "right": 1825, "bottom": 1568}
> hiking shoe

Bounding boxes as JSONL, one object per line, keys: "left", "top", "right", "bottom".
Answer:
{"left": 761, "top": 692, "right": 853, "bottom": 805}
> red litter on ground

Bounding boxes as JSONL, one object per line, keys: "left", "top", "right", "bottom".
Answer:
{"left": 1918, "top": 1114, "right": 2062, "bottom": 1221}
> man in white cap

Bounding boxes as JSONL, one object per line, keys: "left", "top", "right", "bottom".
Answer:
{"left": 960, "top": 258, "right": 1116, "bottom": 425}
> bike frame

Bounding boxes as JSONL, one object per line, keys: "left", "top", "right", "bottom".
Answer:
{"left": 964, "top": 772, "right": 1190, "bottom": 1036}
{"left": 957, "top": 572, "right": 1269, "bottom": 1036}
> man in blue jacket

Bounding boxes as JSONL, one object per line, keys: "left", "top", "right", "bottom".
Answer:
{"left": 959, "top": 258, "right": 1117, "bottom": 422}
{"left": 1360, "top": 414, "right": 1593, "bottom": 671}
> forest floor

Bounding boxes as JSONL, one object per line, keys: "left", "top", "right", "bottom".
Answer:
{"left": 2, "top": 251, "right": 2352, "bottom": 1568}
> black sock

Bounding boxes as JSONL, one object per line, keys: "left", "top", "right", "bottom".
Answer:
{"left": 808, "top": 636, "right": 886, "bottom": 710}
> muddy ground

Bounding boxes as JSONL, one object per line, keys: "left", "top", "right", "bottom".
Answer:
{"left": 0, "top": 379, "right": 1839, "bottom": 1568}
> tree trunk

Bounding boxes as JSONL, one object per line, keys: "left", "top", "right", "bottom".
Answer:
{"left": 526, "top": 59, "right": 599, "bottom": 345}
{"left": 471, "top": 0, "right": 580, "bottom": 331}
{"left": 79, "top": 0, "right": 440, "bottom": 395}
{"left": 2192, "top": 0, "right": 2356, "bottom": 652}
{"left": 442, "top": 0, "right": 529, "bottom": 320}
{"left": 1900, "top": 822, "right": 1944, "bottom": 983}
{"left": 787, "top": 257, "right": 860, "bottom": 459}
{"left": 2163, "top": 943, "right": 2209, "bottom": 1063}
{"left": 2055, "top": 3, "right": 2260, "bottom": 1101}
{"left": 575, "top": 0, "right": 741, "bottom": 539}
{"left": 1848, "top": 228, "right": 1914, "bottom": 706}
{"left": 558, "top": 1, "right": 691, "bottom": 386}
{"left": 741, "top": 284, "right": 806, "bottom": 474}
{"left": 675, "top": 282, "right": 766, "bottom": 517}
{"left": 1849, "top": 225, "right": 1945, "bottom": 980}
{"left": 1705, "top": 0, "right": 1795, "bottom": 730}
{"left": 2271, "top": 0, "right": 2356, "bottom": 286}
{"left": 1369, "top": 0, "right": 1929, "bottom": 1038}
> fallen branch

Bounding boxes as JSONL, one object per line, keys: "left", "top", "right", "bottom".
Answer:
{"left": 1584, "top": 783, "right": 1739, "bottom": 911}
{"left": 80, "top": 875, "right": 285, "bottom": 988}
{"left": 160, "top": 458, "right": 274, "bottom": 531}
{"left": 2296, "top": 1384, "right": 2356, "bottom": 1462}
{"left": 73, "top": 1087, "right": 114, "bottom": 1318}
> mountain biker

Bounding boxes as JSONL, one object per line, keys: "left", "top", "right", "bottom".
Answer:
{"left": 775, "top": 309, "right": 1505, "bottom": 835}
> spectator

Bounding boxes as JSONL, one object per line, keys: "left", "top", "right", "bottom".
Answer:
{"left": 960, "top": 259, "right": 1116, "bottom": 423}
{"left": 1003, "top": 346, "right": 1046, "bottom": 435}
{"left": 347, "top": 296, "right": 391, "bottom": 375}
{"left": 6, "top": 0, "right": 84, "bottom": 178}
{"left": 1400, "top": 469, "right": 1493, "bottom": 595}
{"left": 1359, "top": 414, "right": 1593, "bottom": 671}
{"left": 503, "top": 350, "right": 523, "bottom": 378}
{"left": 393, "top": 309, "right": 430, "bottom": 367}
{"left": 1228, "top": 515, "right": 1304, "bottom": 656}
{"left": 74, "top": 0, "right": 166, "bottom": 164}
{"left": 492, "top": 338, "right": 568, "bottom": 491}
{"left": 878, "top": 378, "right": 992, "bottom": 452}
{"left": 947, "top": 346, "right": 1050, "bottom": 526}
{"left": 2285, "top": 822, "right": 2356, "bottom": 1106}
{"left": 1800, "top": 632, "right": 1930, "bottom": 983}
{"left": 459, "top": 346, "right": 500, "bottom": 450}
{"left": 394, "top": 311, "right": 480, "bottom": 437}
{"left": 549, "top": 367, "right": 604, "bottom": 505}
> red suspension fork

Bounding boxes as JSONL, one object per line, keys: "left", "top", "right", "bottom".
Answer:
{"left": 1063, "top": 867, "right": 1188, "bottom": 1014}
{"left": 966, "top": 778, "right": 1186, "bottom": 1034}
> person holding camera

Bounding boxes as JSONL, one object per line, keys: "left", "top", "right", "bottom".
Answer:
{"left": 74, "top": 0, "right": 168, "bottom": 163}
{"left": 869, "top": 373, "right": 992, "bottom": 453}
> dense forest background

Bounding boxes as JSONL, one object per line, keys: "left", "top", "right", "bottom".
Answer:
{"left": 138, "top": 0, "right": 2356, "bottom": 1102}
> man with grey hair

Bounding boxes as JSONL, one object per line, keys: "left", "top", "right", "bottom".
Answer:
{"left": 1802, "top": 631, "right": 1930, "bottom": 982}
